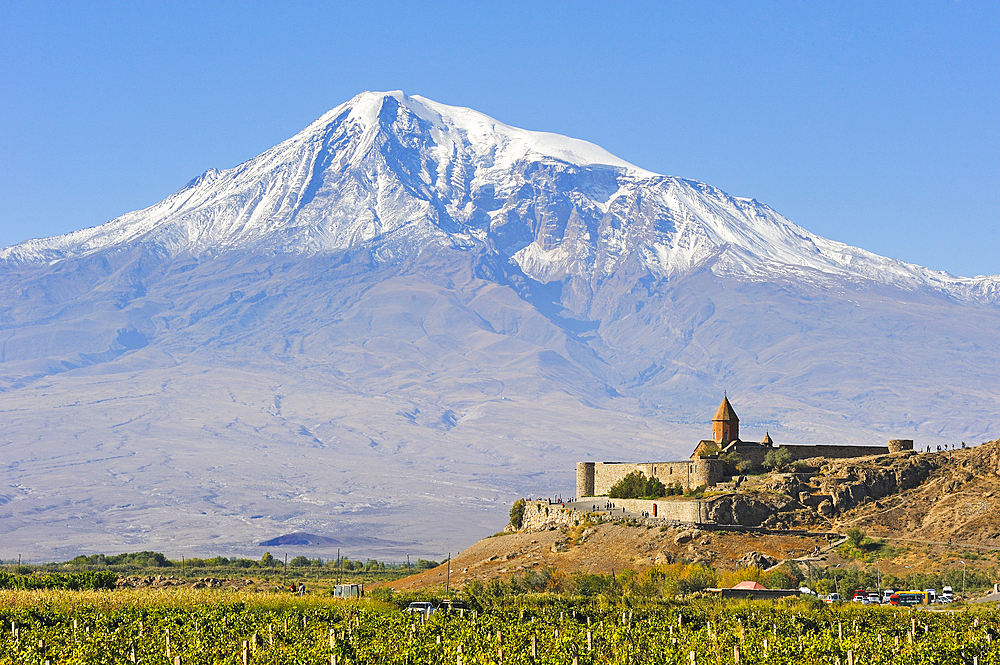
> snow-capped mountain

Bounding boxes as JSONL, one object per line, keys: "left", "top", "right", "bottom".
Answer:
{"left": 0, "top": 92, "right": 998, "bottom": 561}
{"left": 4, "top": 91, "right": 997, "bottom": 301}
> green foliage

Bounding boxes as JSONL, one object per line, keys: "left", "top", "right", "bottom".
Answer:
{"left": 509, "top": 498, "right": 526, "bottom": 530}
{"left": 763, "top": 446, "right": 794, "bottom": 471}
{"left": 608, "top": 471, "right": 667, "bottom": 499}
{"left": 846, "top": 527, "right": 866, "bottom": 549}
{"left": 414, "top": 559, "right": 439, "bottom": 571}
{"left": 0, "top": 570, "right": 116, "bottom": 590}
{"left": 683, "top": 484, "right": 706, "bottom": 499}
{"left": 664, "top": 481, "right": 684, "bottom": 496}
{"left": 289, "top": 556, "right": 312, "bottom": 567}
{"left": 261, "top": 552, "right": 275, "bottom": 567}
{"left": 0, "top": 588, "right": 998, "bottom": 663}
{"left": 70, "top": 551, "right": 172, "bottom": 568}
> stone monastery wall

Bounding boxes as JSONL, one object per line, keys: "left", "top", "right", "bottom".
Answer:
{"left": 727, "top": 440, "right": 913, "bottom": 467}
{"left": 577, "top": 459, "right": 725, "bottom": 499}
{"left": 519, "top": 499, "right": 703, "bottom": 532}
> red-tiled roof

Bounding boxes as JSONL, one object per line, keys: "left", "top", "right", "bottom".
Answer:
{"left": 713, "top": 396, "right": 739, "bottom": 422}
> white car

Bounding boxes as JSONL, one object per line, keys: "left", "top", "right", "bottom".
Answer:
{"left": 405, "top": 601, "right": 435, "bottom": 616}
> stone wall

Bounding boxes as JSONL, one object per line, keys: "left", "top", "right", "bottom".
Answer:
{"left": 578, "top": 497, "right": 706, "bottom": 522}
{"left": 519, "top": 501, "right": 589, "bottom": 531}
{"left": 517, "top": 499, "right": 706, "bottom": 532}
{"left": 725, "top": 443, "right": 895, "bottom": 468}
{"left": 578, "top": 459, "right": 724, "bottom": 498}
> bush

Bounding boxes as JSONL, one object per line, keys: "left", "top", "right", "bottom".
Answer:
{"left": 763, "top": 447, "right": 793, "bottom": 471}
{"left": 509, "top": 499, "right": 526, "bottom": 530}
{"left": 846, "top": 526, "right": 866, "bottom": 549}
{"left": 608, "top": 471, "right": 666, "bottom": 499}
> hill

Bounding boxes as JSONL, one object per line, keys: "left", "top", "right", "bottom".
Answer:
{"left": 391, "top": 441, "right": 1000, "bottom": 593}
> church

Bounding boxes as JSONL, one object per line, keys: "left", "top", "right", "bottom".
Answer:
{"left": 576, "top": 396, "right": 913, "bottom": 499}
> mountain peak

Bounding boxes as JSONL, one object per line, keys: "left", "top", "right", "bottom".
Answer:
{"left": 1, "top": 92, "right": 996, "bottom": 301}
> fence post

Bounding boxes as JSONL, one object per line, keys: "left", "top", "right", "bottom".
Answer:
{"left": 531, "top": 635, "right": 537, "bottom": 658}
{"left": 847, "top": 650, "right": 854, "bottom": 665}
{"left": 174, "top": 657, "right": 181, "bottom": 665}
{"left": 587, "top": 631, "right": 592, "bottom": 651}
{"left": 689, "top": 650, "right": 696, "bottom": 664}
{"left": 734, "top": 645, "right": 740, "bottom": 663}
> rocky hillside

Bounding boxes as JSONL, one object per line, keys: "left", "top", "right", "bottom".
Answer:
{"left": 390, "top": 440, "right": 1000, "bottom": 592}
{"left": 831, "top": 440, "right": 1000, "bottom": 545}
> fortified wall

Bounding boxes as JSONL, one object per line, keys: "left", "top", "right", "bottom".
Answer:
{"left": 725, "top": 439, "right": 914, "bottom": 468}
{"left": 576, "top": 459, "right": 725, "bottom": 498}
{"left": 519, "top": 499, "right": 705, "bottom": 532}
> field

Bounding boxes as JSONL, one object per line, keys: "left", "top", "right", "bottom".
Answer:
{"left": 0, "top": 589, "right": 998, "bottom": 664}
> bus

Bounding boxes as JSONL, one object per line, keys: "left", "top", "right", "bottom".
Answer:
{"left": 890, "top": 591, "right": 930, "bottom": 606}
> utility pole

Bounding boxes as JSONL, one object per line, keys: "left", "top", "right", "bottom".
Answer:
{"left": 961, "top": 560, "right": 967, "bottom": 600}
{"left": 876, "top": 559, "right": 881, "bottom": 598}
{"left": 283, "top": 553, "right": 287, "bottom": 588}
{"left": 336, "top": 548, "right": 340, "bottom": 586}
{"left": 446, "top": 553, "right": 450, "bottom": 594}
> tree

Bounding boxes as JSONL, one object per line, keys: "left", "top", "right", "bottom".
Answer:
{"left": 763, "top": 447, "right": 793, "bottom": 471}
{"left": 846, "top": 526, "right": 866, "bottom": 549}
{"left": 289, "top": 556, "right": 311, "bottom": 567}
{"left": 509, "top": 498, "right": 526, "bottom": 530}
{"left": 608, "top": 471, "right": 667, "bottom": 499}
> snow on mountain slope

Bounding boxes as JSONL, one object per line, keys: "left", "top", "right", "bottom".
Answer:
{"left": 2, "top": 91, "right": 997, "bottom": 303}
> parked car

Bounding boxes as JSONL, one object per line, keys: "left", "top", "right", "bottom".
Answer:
{"left": 822, "top": 593, "right": 842, "bottom": 603}
{"left": 405, "top": 602, "right": 435, "bottom": 616}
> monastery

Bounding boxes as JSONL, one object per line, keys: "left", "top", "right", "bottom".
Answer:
{"left": 576, "top": 396, "right": 913, "bottom": 498}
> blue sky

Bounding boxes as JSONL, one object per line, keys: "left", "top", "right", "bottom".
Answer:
{"left": 1, "top": 2, "right": 997, "bottom": 276}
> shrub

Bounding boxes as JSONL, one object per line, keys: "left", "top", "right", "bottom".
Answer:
{"left": 763, "top": 447, "right": 793, "bottom": 471}
{"left": 509, "top": 498, "right": 526, "bottom": 530}
{"left": 846, "top": 526, "right": 866, "bottom": 549}
{"left": 608, "top": 471, "right": 666, "bottom": 499}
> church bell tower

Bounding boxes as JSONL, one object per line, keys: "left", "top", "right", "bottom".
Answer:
{"left": 712, "top": 394, "right": 739, "bottom": 445}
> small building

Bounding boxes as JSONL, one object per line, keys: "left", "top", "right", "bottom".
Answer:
{"left": 708, "top": 580, "right": 801, "bottom": 600}
{"left": 332, "top": 583, "right": 364, "bottom": 599}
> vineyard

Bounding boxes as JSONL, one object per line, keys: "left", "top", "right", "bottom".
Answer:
{"left": 0, "top": 590, "right": 998, "bottom": 664}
